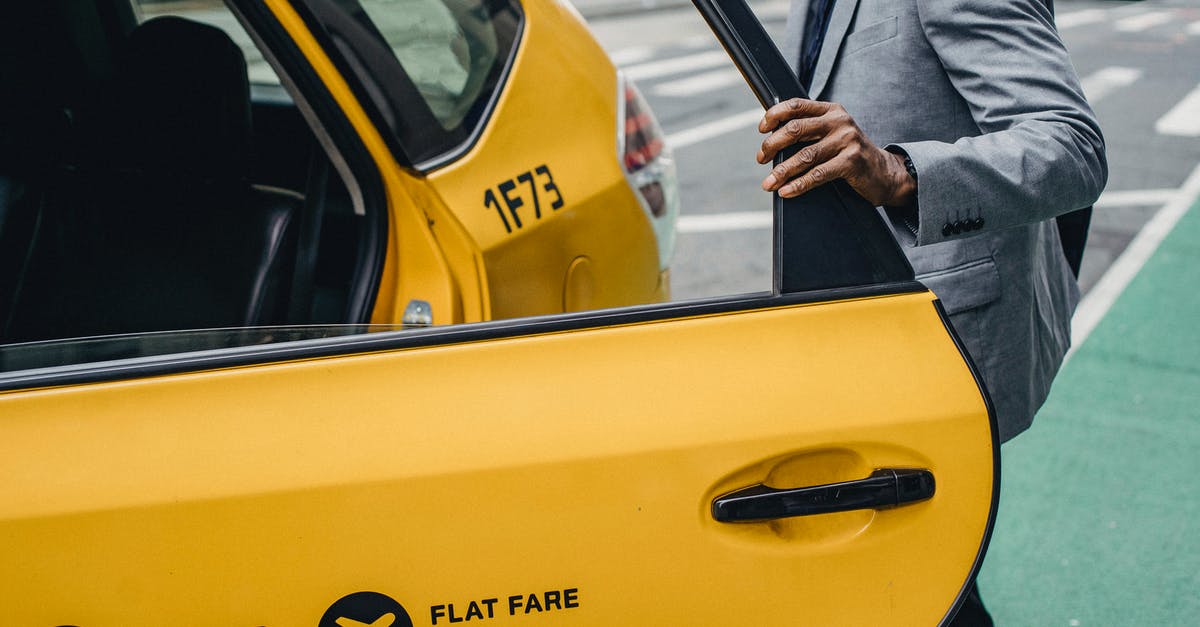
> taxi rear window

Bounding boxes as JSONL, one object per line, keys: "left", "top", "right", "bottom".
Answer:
{"left": 300, "top": 0, "right": 523, "bottom": 168}
{"left": 358, "top": 0, "right": 501, "bottom": 131}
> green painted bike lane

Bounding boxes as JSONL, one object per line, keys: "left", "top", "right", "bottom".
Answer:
{"left": 977, "top": 199, "right": 1200, "bottom": 625}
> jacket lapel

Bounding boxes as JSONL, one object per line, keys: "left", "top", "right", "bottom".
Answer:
{"left": 807, "top": 0, "right": 860, "bottom": 99}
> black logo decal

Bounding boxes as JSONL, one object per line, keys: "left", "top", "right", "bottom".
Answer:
{"left": 320, "top": 591, "right": 414, "bottom": 627}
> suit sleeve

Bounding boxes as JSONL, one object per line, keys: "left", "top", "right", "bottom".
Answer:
{"left": 890, "top": 0, "right": 1107, "bottom": 246}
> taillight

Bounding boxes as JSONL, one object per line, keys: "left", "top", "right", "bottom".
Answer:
{"left": 618, "top": 73, "right": 678, "bottom": 271}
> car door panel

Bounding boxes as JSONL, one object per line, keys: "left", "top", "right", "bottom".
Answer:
{"left": 0, "top": 0, "right": 996, "bottom": 623}
{"left": 0, "top": 289, "right": 992, "bottom": 625}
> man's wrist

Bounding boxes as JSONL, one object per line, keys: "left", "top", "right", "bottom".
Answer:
{"left": 884, "top": 146, "right": 918, "bottom": 208}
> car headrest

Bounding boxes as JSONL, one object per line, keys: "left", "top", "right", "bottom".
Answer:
{"left": 105, "top": 17, "right": 252, "bottom": 180}
{"left": 0, "top": 4, "right": 93, "bottom": 175}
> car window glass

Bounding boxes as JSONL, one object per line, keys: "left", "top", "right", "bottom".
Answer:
{"left": 355, "top": 0, "right": 499, "bottom": 130}
{"left": 296, "top": 0, "right": 521, "bottom": 166}
{"left": 135, "top": 0, "right": 281, "bottom": 84}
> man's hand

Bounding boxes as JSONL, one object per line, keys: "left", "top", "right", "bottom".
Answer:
{"left": 757, "top": 98, "right": 916, "bottom": 207}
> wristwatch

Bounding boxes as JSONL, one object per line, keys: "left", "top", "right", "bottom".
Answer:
{"left": 887, "top": 145, "right": 918, "bottom": 183}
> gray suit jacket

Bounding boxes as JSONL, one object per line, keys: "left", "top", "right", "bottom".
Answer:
{"left": 782, "top": 0, "right": 1107, "bottom": 440}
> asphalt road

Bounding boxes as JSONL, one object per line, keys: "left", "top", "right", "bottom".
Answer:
{"left": 583, "top": 0, "right": 1200, "bottom": 302}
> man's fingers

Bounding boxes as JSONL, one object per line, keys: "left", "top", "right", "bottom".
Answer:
{"left": 758, "top": 98, "right": 830, "bottom": 133}
{"left": 777, "top": 155, "right": 852, "bottom": 198}
{"left": 756, "top": 115, "right": 834, "bottom": 164}
{"left": 761, "top": 138, "right": 836, "bottom": 191}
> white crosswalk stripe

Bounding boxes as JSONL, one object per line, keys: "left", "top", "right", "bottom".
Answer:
{"left": 1056, "top": 9, "right": 1109, "bottom": 30}
{"left": 1188, "top": 20, "right": 1200, "bottom": 36}
{"left": 1080, "top": 67, "right": 1142, "bottom": 103}
{"left": 678, "top": 211, "right": 772, "bottom": 233}
{"left": 1114, "top": 10, "right": 1173, "bottom": 33}
{"left": 653, "top": 68, "right": 743, "bottom": 98}
{"left": 1094, "top": 189, "right": 1177, "bottom": 208}
{"left": 665, "top": 108, "right": 763, "bottom": 149}
{"left": 1156, "top": 82, "right": 1200, "bottom": 137}
{"left": 751, "top": 0, "right": 791, "bottom": 21}
{"left": 624, "top": 50, "right": 730, "bottom": 81}
{"left": 679, "top": 34, "right": 717, "bottom": 49}
{"left": 608, "top": 46, "right": 655, "bottom": 66}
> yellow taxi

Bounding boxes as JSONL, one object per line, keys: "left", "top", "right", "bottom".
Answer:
{"left": 0, "top": 0, "right": 997, "bottom": 624}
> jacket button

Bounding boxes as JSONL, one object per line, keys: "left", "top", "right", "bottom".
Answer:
{"left": 975, "top": 218, "right": 985, "bottom": 230}
{"left": 951, "top": 220, "right": 963, "bottom": 234}
{"left": 943, "top": 223, "right": 953, "bottom": 236}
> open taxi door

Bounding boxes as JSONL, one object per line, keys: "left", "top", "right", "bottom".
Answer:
{"left": 0, "top": 0, "right": 996, "bottom": 624}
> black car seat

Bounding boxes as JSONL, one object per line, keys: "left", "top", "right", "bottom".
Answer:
{"left": 4, "top": 17, "right": 302, "bottom": 343}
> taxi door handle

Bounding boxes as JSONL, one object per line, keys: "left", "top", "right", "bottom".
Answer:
{"left": 711, "top": 468, "right": 935, "bottom": 523}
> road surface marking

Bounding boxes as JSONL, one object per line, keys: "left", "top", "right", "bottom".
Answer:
{"left": 1080, "top": 67, "right": 1142, "bottom": 103}
{"left": 676, "top": 188, "right": 1180, "bottom": 234}
{"left": 753, "top": 0, "right": 792, "bottom": 21}
{"left": 1094, "top": 188, "right": 1177, "bottom": 208}
{"left": 680, "top": 34, "right": 717, "bottom": 49}
{"left": 1114, "top": 10, "right": 1172, "bottom": 33}
{"left": 665, "top": 107, "right": 763, "bottom": 149}
{"left": 609, "top": 46, "right": 655, "bottom": 66}
{"left": 1155, "top": 82, "right": 1200, "bottom": 137}
{"left": 1056, "top": 9, "right": 1108, "bottom": 30}
{"left": 624, "top": 50, "right": 730, "bottom": 81}
{"left": 1069, "top": 162, "right": 1200, "bottom": 360}
{"left": 653, "top": 68, "right": 743, "bottom": 97}
{"left": 1189, "top": 20, "right": 1200, "bottom": 36}
{"left": 678, "top": 211, "right": 772, "bottom": 233}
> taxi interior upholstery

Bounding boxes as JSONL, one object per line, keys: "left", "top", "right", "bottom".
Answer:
{"left": 0, "top": 1, "right": 368, "bottom": 343}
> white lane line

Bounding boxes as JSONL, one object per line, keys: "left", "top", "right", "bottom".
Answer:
{"left": 675, "top": 187, "right": 1179, "bottom": 235}
{"left": 665, "top": 108, "right": 763, "bottom": 149}
{"left": 653, "top": 68, "right": 743, "bottom": 98}
{"left": 678, "top": 211, "right": 772, "bottom": 233}
{"left": 609, "top": 46, "right": 655, "bottom": 66}
{"left": 624, "top": 50, "right": 730, "bottom": 81}
{"left": 1070, "top": 165, "right": 1200, "bottom": 357}
{"left": 1080, "top": 66, "right": 1142, "bottom": 103}
{"left": 1114, "top": 10, "right": 1173, "bottom": 33}
{"left": 1188, "top": 20, "right": 1200, "bottom": 36}
{"left": 1056, "top": 9, "right": 1108, "bottom": 30}
{"left": 1155, "top": 82, "right": 1200, "bottom": 137}
{"left": 1094, "top": 188, "right": 1177, "bottom": 208}
{"left": 1069, "top": 162, "right": 1200, "bottom": 360}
